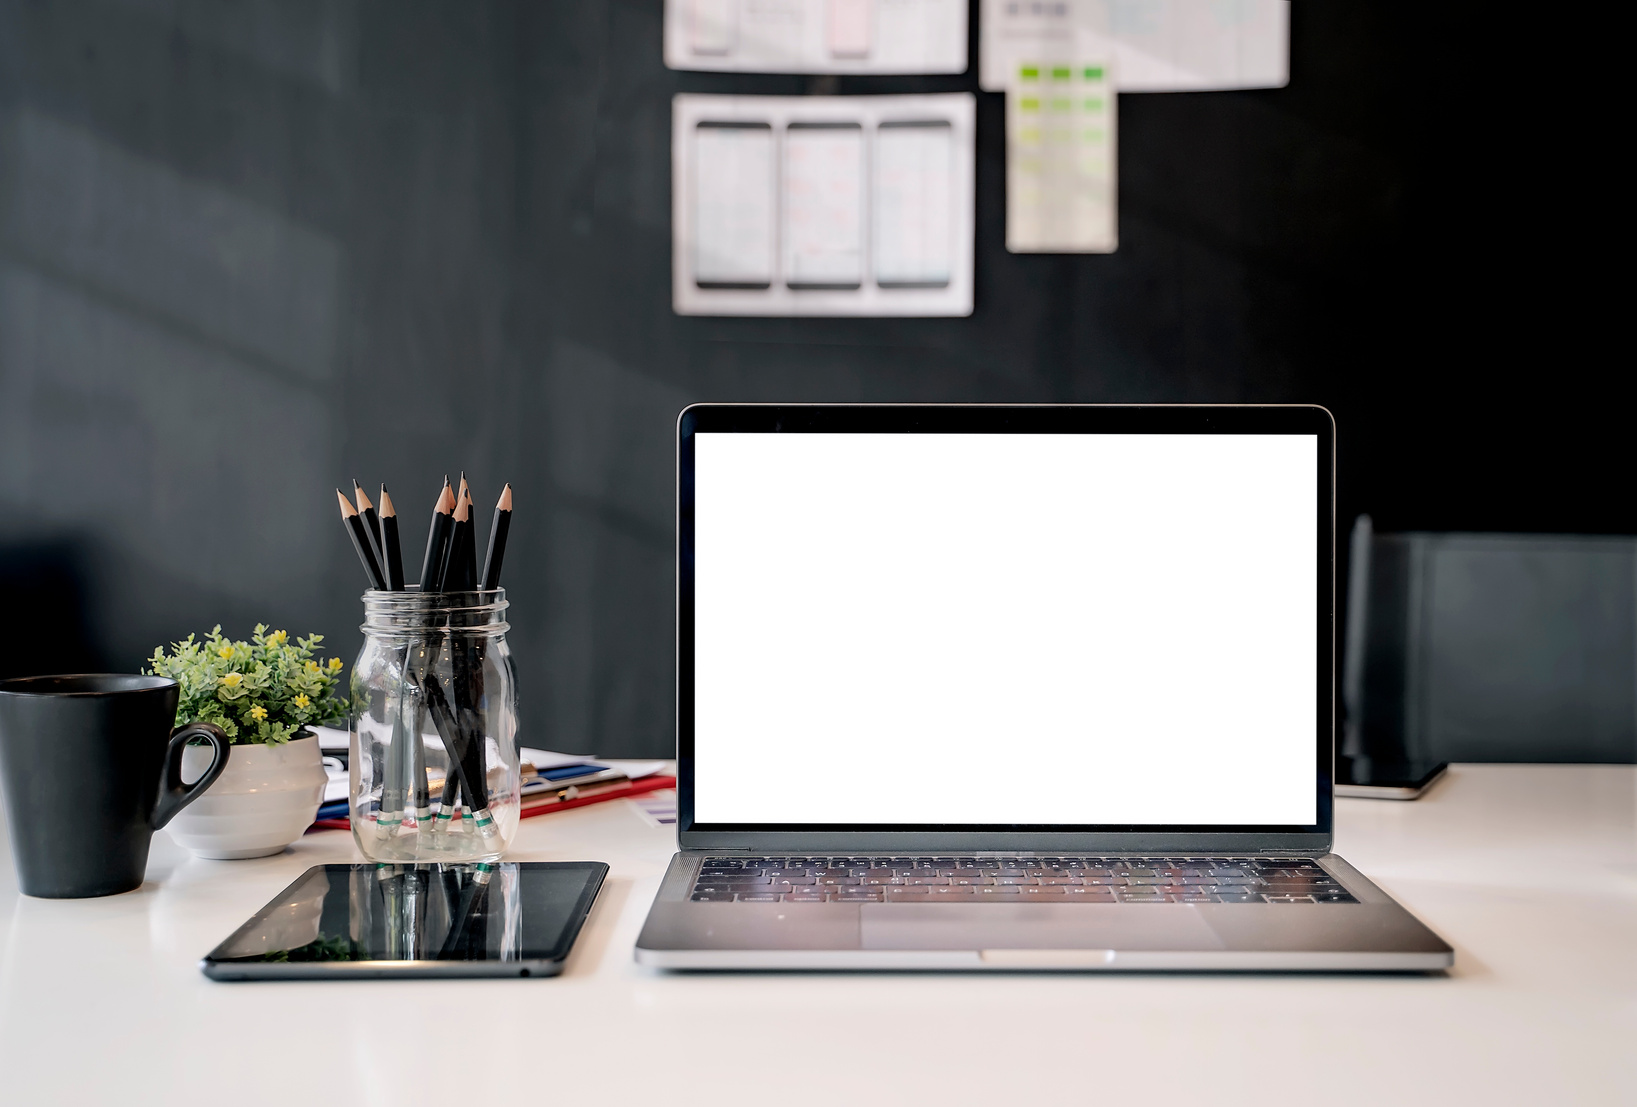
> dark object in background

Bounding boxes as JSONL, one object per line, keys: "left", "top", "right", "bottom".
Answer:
{"left": 1334, "top": 759, "right": 1448, "bottom": 800}
{"left": 0, "top": 542, "right": 105, "bottom": 680}
{"left": 0, "top": 675, "right": 230, "bottom": 897}
{"left": 0, "top": 4, "right": 1627, "bottom": 762}
{"left": 1342, "top": 517, "right": 1637, "bottom": 766}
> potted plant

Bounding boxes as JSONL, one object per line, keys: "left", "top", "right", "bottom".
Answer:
{"left": 146, "top": 625, "right": 346, "bottom": 859}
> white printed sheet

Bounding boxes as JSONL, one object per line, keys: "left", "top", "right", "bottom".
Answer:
{"left": 665, "top": 0, "right": 968, "bottom": 74}
{"left": 673, "top": 93, "right": 975, "bottom": 316}
{"left": 1006, "top": 62, "right": 1117, "bottom": 253}
{"left": 979, "top": 0, "right": 1287, "bottom": 92}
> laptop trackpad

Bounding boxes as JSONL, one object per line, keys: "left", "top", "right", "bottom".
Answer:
{"left": 860, "top": 904, "right": 1226, "bottom": 951}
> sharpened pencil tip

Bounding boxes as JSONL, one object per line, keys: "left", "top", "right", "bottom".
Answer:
{"left": 497, "top": 484, "right": 512, "bottom": 511}
{"left": 379, "top": 485, "right": 395, "bottom": 517}
{"left": 437, "top": 482, "right": 456, "bottom": 514}
{"left": 352, "top": 481, "right": 375, "bottom": 512}
{"left": 454, "top": 493, "right": 471, "bottom": 523}
{"left": 336, "top": 489, "right": 357, "bottom": 517}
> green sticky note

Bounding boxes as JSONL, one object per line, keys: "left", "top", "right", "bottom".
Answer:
{"left": 1083, "top": 66, "right": 1104, "bottom": 81}
{"left": 1051, "top": 66, "right": 1072, "bottom": 80}
{"left": 1019, "top": 65, "right": 1039, "bottom": 80}
{"left": 1082, "top": 128, "right": 1104, "bottom": 143}
{"left": 1049, "top": 98, "right": 1071, "bottom": 112}
{"left": 1019, "top": 97, "right": 1040, "bottom": 112}
{"left": 1083, "top": 98, "right": 1104, "bottom": 112}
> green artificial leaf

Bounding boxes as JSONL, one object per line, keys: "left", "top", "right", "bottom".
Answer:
{"left": 144, "top": 625, "right": 348, "bottom": 746}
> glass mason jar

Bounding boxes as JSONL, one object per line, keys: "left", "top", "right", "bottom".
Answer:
{"left": 350, "top": 588, "right": 520, "bottom": 863}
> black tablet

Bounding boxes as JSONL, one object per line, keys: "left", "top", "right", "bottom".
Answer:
{"left": 1335, "top": 759, "right": 1449, "bottom": 801}
{"left": 201, "top": 861, "right": 607, "bottom": 980}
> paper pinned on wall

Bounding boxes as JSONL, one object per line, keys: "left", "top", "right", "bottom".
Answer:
{"left": 664, "top": 0, "right": 968, "bottom": 74}
{"left": 673, "top": 93, "right": 975, "bottom": 316}
{"left": 979, "top": 0, "right": 1287, "bottom": 93}
{"left": 784, "top": 123, "right": 865, "bottom": 289}
{"left": 874, "top": 121, "right": 955, "bottom": 287}
{"left": 694, "top": 123, "right": 777, "bottom": 288}
{"left": 1006, "top": 62, "right": 1117, "bottom": 254}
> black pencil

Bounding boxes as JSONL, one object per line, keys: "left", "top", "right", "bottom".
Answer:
{"left": 416, "top": 627, "right": 492, "bottom": 828}
{"left": 417, "top": 660, "right": 486, "bottom": 820}
{"left": 460, "top": 483, "right": 479, "bottom": 591}
{"left": 418, "top": 480, "right": 456, "bottom": 591}
{"left": 437, "top": 864, "right": 493, "bottom": 960}
{"left": 480, "top": 484, "right": 511, "bottom": 590}
{"left": 440, "top": 479, "right": 474, "bottom": 592}
{"left": 456, "top": 482, "right": 491, "bottom": 820}
{"left": 378, "top": 484, "right": 405, "bottom": 590}
{"left": 352, "top": 481, "right": 385, "bottom": 572}
{"left": 452, "top": 475, "right": 475, "bottom": 592}
{"left": 438, "top": 756, "right": 461, "bottom": 823}
{"left": 336, "top": 489, "right": 387, "bottom": 590}
{"left": 440, "top": 488, "right": 487, "bottom": 818}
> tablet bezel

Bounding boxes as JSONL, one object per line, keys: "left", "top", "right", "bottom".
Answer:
{"left": 200, "top": 861, "right": 608, "bottom": 980}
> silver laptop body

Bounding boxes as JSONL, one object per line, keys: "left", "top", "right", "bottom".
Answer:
{"left": 636, "top": 404, "right": 1453, "bottom": 971}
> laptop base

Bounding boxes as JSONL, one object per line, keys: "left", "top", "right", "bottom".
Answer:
{"left": 635, "top": 852, "right": 1454, "bottom": 973}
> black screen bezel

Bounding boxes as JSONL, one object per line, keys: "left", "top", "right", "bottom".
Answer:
{"left": 677, "top": 404, "right": 1336, "bottom": 853}
{"left": 200, "top": 861, "right": 608, "bottom": 979}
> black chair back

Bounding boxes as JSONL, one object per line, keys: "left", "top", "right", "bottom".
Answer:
{"left": 1343, "top": 518, "right": 1637, "bottom": 764}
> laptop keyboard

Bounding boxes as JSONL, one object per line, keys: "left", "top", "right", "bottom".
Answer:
{"left": 690, "top": 857, "right": 1356, "bottom": 904}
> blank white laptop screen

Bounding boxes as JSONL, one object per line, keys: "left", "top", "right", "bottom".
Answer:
{"left": 692, "top": 432, "right": 1318, "bottom": 826}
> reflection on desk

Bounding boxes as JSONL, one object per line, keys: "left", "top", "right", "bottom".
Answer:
{"left": 1, "top": 766, "right": 1632, "bottom": 1105}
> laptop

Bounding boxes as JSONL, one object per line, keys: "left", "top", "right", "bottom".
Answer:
{"left": 635, "top": 404, "right": 1454, "bottom": 971}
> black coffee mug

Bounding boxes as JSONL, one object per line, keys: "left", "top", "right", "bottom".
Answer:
{"left": 0, "top": 675, "right": 231, "bottom": 898}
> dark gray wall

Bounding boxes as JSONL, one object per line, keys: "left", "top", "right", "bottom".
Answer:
{"left": 0, "top": 2, "right": 1624, "bottom": 756}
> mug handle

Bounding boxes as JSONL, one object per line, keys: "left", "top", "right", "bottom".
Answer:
{"left": 152, "top": 722, "right": 232, "bottom": 830}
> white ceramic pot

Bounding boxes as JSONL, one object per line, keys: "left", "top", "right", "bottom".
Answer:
{"left": 166, "top": 733, "right": 327, "bottom": 859}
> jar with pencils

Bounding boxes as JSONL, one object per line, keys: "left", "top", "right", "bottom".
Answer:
{"left": 350, "top": 588, "right": 520, "bottom": 863}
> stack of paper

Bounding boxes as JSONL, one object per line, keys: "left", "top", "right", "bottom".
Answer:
{"left": 309, "top": 726, "right": 673, "bottom": 827}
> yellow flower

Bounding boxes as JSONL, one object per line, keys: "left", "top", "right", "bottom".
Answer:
{"left": 218, "top": 645, "right": 235, "bottom": 660}
{"left": 249, "top": 705, "right": 268, "bottom": 721}
{"left": 220, "top": 672, "right": 243, "bottom": 688}
{"left": 266, "top": 630, "right": 288, "bottom": 647}
{"left": 305, "top": 660, "right": 320, "bottom": 673}
{"left": 327, "top": 658, "right": 343, "bottom": 672}
{"left": 294, "top": 693, "right": 310, "bottom": 709}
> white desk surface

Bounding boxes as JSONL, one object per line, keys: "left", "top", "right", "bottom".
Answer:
{"left": 2, "top": 764, "right": 1632, "bottom": 1105}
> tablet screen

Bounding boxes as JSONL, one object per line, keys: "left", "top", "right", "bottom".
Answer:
{"left": 202, "top": 862, "right": 606, "bottom": 979}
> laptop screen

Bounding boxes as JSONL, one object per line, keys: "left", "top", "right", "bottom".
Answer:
{"left": 684, "top": 412, "right": 1327, "bottom": 833}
